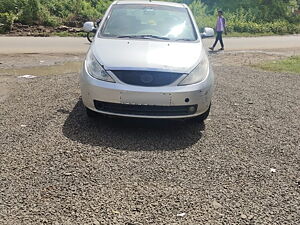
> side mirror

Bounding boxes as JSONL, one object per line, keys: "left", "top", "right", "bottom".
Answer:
{"left": 83, "top": 22, "right": 96, "bottom": 33}
{"left": 201, "top": 27, "right": 214, "bottom": 38}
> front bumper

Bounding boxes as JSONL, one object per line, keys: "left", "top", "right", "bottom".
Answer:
{"left": 80, "top": 67, "right": 214, "bottom": 119}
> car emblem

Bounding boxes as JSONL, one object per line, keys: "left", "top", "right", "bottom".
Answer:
{"left": 141, "top": 74, "right": 154, "bottom": 84}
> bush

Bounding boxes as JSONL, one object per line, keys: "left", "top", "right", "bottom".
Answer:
{"left": 189, "top": 0, "right": 215, "bottom": 30}
{"left": 39, "top": 5, "right": 61, "bottom": 27}
{"left": 0, "top": 0, "right": 299, "bottom": 35}
{"left": 226, "top": 19, "right": 300, "bottom": 34}
{"left": 19, "top": 0, "right": 41, "bottom": 25}
{"left": 224, "top": 7, "right": 299, "bottom": 34}
{"left": 190, "top": 4, "right": 300, "bottom": 35}
{"left": 0, "top": 12, "right": 18, "bottom": 32}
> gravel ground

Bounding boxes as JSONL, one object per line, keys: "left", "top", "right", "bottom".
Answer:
{"left": 0, "top": 51, "right": 300, "bottom": 225}
{"left": 0, "top": 53, "right": 85, "bottom": 70}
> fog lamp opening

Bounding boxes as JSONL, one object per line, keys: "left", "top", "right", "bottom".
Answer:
{"left": 188, "top": 106, "right": 197, "bottom": 114}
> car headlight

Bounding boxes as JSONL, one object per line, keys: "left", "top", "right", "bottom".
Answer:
{"left": 86, "top": 50, "right": 114, "bottom": 82}
{"left": 178, "top": 48, "right": 209, "bottom": 86}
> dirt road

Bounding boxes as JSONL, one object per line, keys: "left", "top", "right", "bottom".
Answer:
{"left": 0, "top": 37, "right": 300, "bottom": 224}
{"left": 0, "top": 35, "right": 299, "bottom": 54}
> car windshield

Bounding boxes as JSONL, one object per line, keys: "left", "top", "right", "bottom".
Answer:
{"left": 100, "top": 4, "right": 197, "bottom": 41}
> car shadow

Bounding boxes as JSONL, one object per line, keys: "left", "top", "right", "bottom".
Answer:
{"left": 62, "top": 99, "right": 205, "bottom": 151}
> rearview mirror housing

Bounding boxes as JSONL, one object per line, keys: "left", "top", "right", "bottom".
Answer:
{"left": 83, "top": 22, "right": 96, "bottom": 33}
{"left": 201, "top": 27, "right": 214, "bottom": 39}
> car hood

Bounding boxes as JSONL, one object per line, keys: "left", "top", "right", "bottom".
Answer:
{"left": 92, "top": 38, "right": 203, "bottom": 74}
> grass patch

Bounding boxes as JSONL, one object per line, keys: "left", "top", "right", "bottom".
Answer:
{"left": 226, "top": 32, "right": 276, "bottom": 37}
{"left": 254, "top": 56, "right": 300, "bottom": 74}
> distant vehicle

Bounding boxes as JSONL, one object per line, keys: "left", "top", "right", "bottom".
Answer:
{"left": 81, "top": 0, "right": 215, "bottom": 121}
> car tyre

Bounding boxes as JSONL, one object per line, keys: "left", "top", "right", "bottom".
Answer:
{"left": 192, "top": 104, "right": 211, "bottom": 122}
{"left": 86, "top": 107, "right": 99, "bottom": 118}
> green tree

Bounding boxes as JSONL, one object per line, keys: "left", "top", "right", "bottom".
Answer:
{"left": 21, "top": 0, "right": 41, "bottom": 24}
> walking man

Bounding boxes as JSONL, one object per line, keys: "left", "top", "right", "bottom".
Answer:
{"left": 209, "top": 10, "right": 226, "bottom": 51}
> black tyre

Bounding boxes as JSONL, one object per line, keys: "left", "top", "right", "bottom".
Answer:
{"left": 86, "top": 107, "right": 99, "bottom": 118}
{"left": 192, "top": 104, "right": 211, "bottom": 122}
{"left": 87, "top": 32, "right": 95, "bottom": 43}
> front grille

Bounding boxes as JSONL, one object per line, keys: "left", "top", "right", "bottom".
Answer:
{"left": 111, "top": 70, "right": 183, "bottom": 87}
{"left": 94, "top": 100, "right": 198, "bottom": 116}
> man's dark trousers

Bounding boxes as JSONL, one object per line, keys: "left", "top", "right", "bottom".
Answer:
{"left": 212, "top": 31, "right": 224, "bottom": 48}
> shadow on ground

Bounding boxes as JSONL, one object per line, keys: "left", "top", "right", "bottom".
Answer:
{"left": 62, "top": 100, "right": 205, "bottom": 151}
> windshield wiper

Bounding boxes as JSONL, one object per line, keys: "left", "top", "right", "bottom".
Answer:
{"left": 117, "top": 35, "right": 170, "bottom": 40}
{"left": 140, "top": 35, "right": 170, "bottom": 40}
{"left": 117, "top": 35, "right": 139, "bottom": 39}
{"left": 174, "top": 38, "right": 194, "bottom": 42}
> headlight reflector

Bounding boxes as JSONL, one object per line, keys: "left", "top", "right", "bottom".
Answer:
{"left": 86, "top": 50, "right": 114, "bottom": 82}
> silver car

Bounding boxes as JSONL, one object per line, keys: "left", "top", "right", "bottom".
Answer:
{"left": 81, "top": 0, "right": 214, "bottom": 120}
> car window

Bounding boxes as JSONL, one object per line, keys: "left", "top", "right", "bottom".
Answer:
{"left": 100, "top": 4, "right": 197, "bottom": 41}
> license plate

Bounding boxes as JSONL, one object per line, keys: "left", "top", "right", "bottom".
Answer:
{"left": 120, "top": 91, "right": 171, "bottom": 105}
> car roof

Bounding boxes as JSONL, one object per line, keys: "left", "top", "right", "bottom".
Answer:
{"left": 114, "top": 0, "right": 186, "bottom": 8}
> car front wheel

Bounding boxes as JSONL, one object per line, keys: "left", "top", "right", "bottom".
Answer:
{"left": 86, "top": 107, "right": 99, "bottom": 118}
{"left": 192, "top": 104, "right": 211, "bottom": 122}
